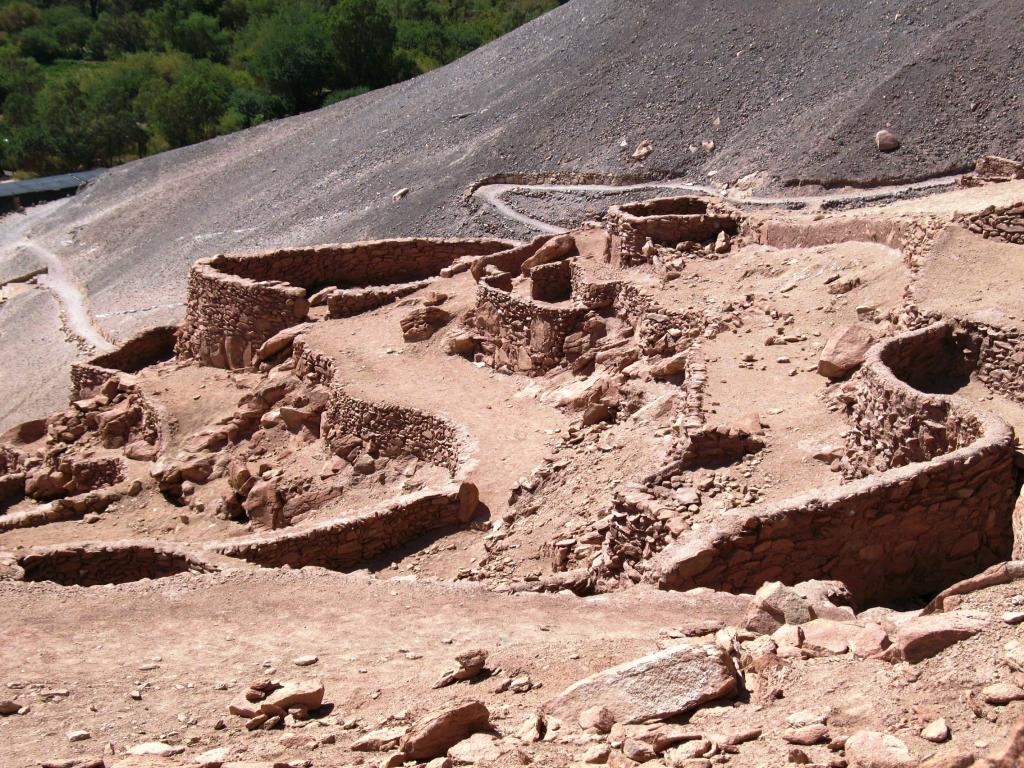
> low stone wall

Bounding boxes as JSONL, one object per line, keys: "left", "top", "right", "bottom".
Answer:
{"left": 960, "top": 202, "right": 1024, "bottom": 245}
{"left": 606, "top": 197, "right": 742, "bottom": 266}
{"left": 5, "top": 541, "right": 229, "bottom": 586}
{"left": 958, "top": 320, "right": 1024, "bottom": 405}
{"left": 753, "top": 214, "right": 943, "bottom": 269}
{"left": 71, "top": 326, "right": 177, "bottom": 398}
{"left": 0, "top": 485, "right": 123, "bottom": 532}
{"left": 209, "top": 485, "right": 476, "bottom": 570}
{"left": 291, "top": 340, "right": 472, "bottom": 478}
{"left": 474, "top": 284, "right": 586, "bottom": 374}
{"left": 652, "top": 322, "right": 1017, "bottom": 607}
{"left": 177, "top": 238, "right": 517, "bottom": 369}
{"left": 325, "top": 393, "right": 462, "bottom": 475}
{"left": 530, "top": 260, "right": 572, "bottom": 302}
{"left": 326, "top": 279, "right": 432, "bottom": 318}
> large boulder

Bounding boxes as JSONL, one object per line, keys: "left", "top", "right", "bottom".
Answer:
{"left": 818, "top": 324, "right": 874, "bottom": 379}
{"left": 256, "top": 323, "right": 311, "bottom": 361}
{"left": 243, "top": 480, "right": 284, "bottom": 530}
{"left": 401, "top": 306, "right": 453, "bottom": 342}
{"left": 845, "top": 730, "right": 916, "bottom": 768}
{"left": 520, "top": 234, "right": 576, "bottom": 275}
{"left": 400, "top": 699, "right": 491, "bottom": 760}
{"left": 543, "top": 643, "right": 737, "bottom": 725}
{"left": 890, "top": 610, "right": 988, "bottom": 663}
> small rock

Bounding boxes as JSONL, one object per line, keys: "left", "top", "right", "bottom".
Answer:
{"left": 350, "top": 726, "right": 407, "bottom": 752}
{"left": 67, "top": 731, "right": 91, "bottom": 742}
{"left": 982, "top": 682, "right": 1024, "bottom": 705}
{"left": 783, "top": 724, "right": 829, "bottom": 745}
{"left": 292, "top": 655, "right": 318, "bottom": 667}
{"left": 579, "top": 705, "right": 616, "bottom": 734}
{"left": 127, "top": 742, "right": 185, "bottom": 756}
{"left": 875, "top": 129, "right": 901, "bottom": 152}
{"left": 921, "top": 718, "right": 950, "bottom": 743}
{"left": 0, "top": 700, "right": 20, "bottom": 716}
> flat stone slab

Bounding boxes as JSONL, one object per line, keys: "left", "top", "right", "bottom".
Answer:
{"left": 543, "top": 643, "right": 738, "bottom": 725}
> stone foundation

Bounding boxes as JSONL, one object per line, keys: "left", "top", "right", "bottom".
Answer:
{"left": 653, "top": 322, "right": 1017, "bottom": 607}
{"left": 208, "top": 485, "right": 477, "bottom": 570}
{"left": 960, "top": 202, "right": 1024, "bottom": 245}
{"left": 4, "top": 541, "right": 230, "bottom": 586}
{"left": 606, "top": 197, "right": 742, "bottom": 266}
{"left": 177, "top": 238, "right": 518, "bottom": 369}
{"left": 473, "top": 284, "right": 586, "bottom": 374}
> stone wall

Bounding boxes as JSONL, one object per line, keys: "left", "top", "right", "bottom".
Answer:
{"left": 753, "top": 214, "right": 944, "bottom": 269}
{"left": 844, "top": 323, "right": 982, "bottom": 475}
{"left": 606, "top": 197, "right": 742, "bottom": 266}
{"left": 958, "top": 320, "right": 1024, "bottom": 405}
{"left": 326, "top": 279, "right": 432, "bottom": 318}
{"left": 208, "top": 485, "right": 476, "bottom": 570}
{"left": 291, "top": 340, "right": 472, "bottom": 478}
{"left": 71, "top": 325, "right": 177, "bottom": 398}
{"left": 177, "top": 238, "right": 517, "bottom": 369}
{"left": 530, "top": 260, "right": 572, "bottom": 302}
{"left": 652, "top": 322, "right": 1017, "bottom": 607}
{"left": 474, "top": 284, "right": 586, "bottom": 374}
{"left": 960, "top": 202, "right": 1024, "bottom": 245}
{"left": 6, "top": 541, "right": 228, "bottom": 586}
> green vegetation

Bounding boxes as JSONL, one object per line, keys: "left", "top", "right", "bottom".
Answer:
{"left": 0, "top": 0, "right": 561, "bottom": 175}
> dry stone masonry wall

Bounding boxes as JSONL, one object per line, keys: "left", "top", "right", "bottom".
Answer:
{"left": 606, "top": 196, "right": 742, "bottom": 266}
{"left": 960, "top": 202, "right": 1024, "bottom": 245}
{"left": 474, "top": 284, "right": 586, "bottom": 374}
{"left": 177, "top": 239, "right": 517, "bottom": 369}
{"left": 3, "top": 542, "right": 229, "bottom": 586}
{"left": 209, "top": 485, "right": 477, "bottom": 570}
{"left": 653, "top": 322, "right": 1017, "bottom": 607}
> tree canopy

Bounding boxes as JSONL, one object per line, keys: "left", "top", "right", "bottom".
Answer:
{"left": 0, "top": 0, "right": 562, "bottom": 175}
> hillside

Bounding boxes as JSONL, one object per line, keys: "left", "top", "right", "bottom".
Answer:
{"left": 2, "top": 0, "right": 1024, "bottom": 425}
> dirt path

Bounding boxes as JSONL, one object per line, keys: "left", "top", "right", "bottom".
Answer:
{"left": 472, "top": 175, "right": 963, "bottom": 233}
{"left": 14, "top": 240, "right": 113, "bottom": 352}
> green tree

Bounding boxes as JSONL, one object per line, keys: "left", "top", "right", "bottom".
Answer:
{"left": 17, "top": 26, "right": 63, "bottom": 63}
{"left": 87, "top": 11, "right": 149, "bottom": 58}
{"left": 0, "top": 3, "right": 42, "bottom": 34}
{"left": 328, "top": 0, "right": 397, "bottom": 89}
{"left": 237, "top": 2, "right": 337, "bottom": 112}
{"left": 141, "top": 57, "right": 232, "bottom": 146}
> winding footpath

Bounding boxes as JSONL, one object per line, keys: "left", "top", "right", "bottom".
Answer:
{"left": 12, "top": 239, "right": 114, "bottom": 353}
{"left": 472, "top": 174, "right": 961, "bottom": 234}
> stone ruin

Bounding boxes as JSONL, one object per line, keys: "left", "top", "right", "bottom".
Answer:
{"left": 1, "top": 185, "right": 1023, "bottom": 618}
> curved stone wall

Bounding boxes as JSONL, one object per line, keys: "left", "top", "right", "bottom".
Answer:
{"left": 606, "top": 196, "right": 742, "bottom": 266}
{"left": 208, "top": 485, "right": 477, "bottom": 570}
{"left": 71, "top": 326, "right": 177, "bottom": 399}
{"left": 176, "top": 238, "right": 518, "bottom": 369}
{"left": 652, "top": 322, "right": 1017, "bottom": 607}
{"left": 5, "top": 541, "right": 229, "bottom": 586}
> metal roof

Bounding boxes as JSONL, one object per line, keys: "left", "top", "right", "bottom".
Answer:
{"left": 0, "top": 169, "right": 107, "bottom": 199}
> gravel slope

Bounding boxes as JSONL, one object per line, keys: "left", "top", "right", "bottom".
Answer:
{"left": 2, "top": 0, "right": 1022, "bottom": 426}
